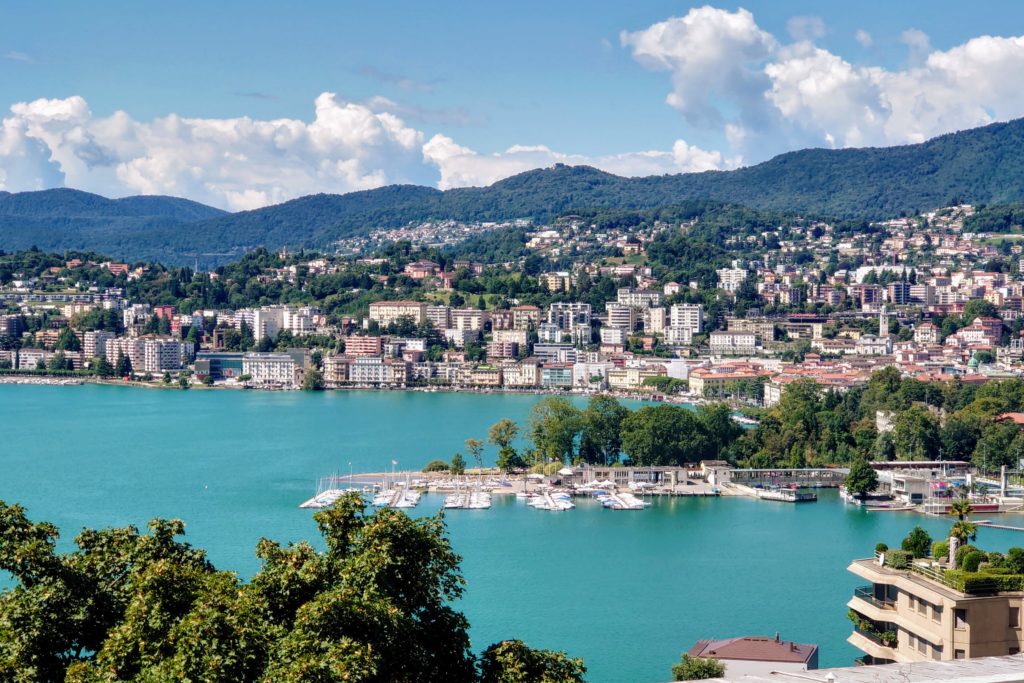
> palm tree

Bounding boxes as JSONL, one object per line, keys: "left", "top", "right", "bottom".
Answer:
{"left": 949, "top": 497, "right": 973, "bottom": 521}
{"left": 949, "top": 520, "right": 978, "bottom": 545}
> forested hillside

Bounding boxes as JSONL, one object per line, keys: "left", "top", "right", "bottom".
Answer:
{"left": 3, "top": 117, "right": 1024, "bottom": 264}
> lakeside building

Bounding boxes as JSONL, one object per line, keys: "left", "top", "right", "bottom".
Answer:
{"left": 194, "top": 352, "right": 244, "bottom": 380}
{"left": 670, "top": 303, "right": 704, "bottom": 333}
{"left": 703, "top": 654, "right": 1024, "bottom": 682}
{"left": 847, "top": 554, "right": 1024, "bottom": 664}
{"left": 242, "top": 352, "right": 297, "bottom": 386}
{"left": 687, "top": 635, "right": 818, "bottom": 678}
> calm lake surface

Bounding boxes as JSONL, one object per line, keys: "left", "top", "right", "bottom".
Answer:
{"left": 1, "top": 384, "right": 1019, "bottom": 682}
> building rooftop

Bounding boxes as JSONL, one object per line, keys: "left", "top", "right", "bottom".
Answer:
{"left": 688, "top": 635, "right": 817, "bottom": 664}
{"left": 701, "top": 653, "right": 1024, "bottom": 682}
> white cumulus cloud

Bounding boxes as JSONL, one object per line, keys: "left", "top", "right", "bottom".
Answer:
{"left": 625, "top": 6, "right": 1024, "bottom": 159}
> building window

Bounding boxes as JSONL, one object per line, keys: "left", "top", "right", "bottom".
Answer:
{"left": 955, "top": 609, "right": 968, "bottom": 630}
{"left": 1011, "top": 607, "right": 1020, "bottom": 629}
{"left": 932, "top": 605, "right": 942, "bottom": 622}
{"left": 955, "top": 649, "right": 966, "bottom": 660}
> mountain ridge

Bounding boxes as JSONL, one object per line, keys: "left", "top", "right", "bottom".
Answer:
{"left": 3, "top": 117, "right": 1024, "bottom": 264}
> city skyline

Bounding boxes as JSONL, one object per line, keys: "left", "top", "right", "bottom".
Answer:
{"left": 4, "top": 1, "right": 1024, "bottom": 209}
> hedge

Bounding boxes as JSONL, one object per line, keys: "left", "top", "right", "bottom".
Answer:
{"left": 884, "top": 550, "right": 913, "bottom": 569}
{"left": 944, "top": 571, "right": 1024, "bottom": 593}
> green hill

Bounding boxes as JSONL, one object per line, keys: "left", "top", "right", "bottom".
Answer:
{"left": 3, "top": 118, "right": 1024, "bottom": 264}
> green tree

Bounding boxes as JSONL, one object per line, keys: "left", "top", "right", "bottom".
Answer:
{"left": 892, "top": 407, "right": 940, "bottom": 461}
{"left": 578, "top": 396, "right": 629, "bottom": 465}
{"left": 94, "top": 356, "right": 114, "bottom": 378}
{"left": 465, "top": 438, "right": 485, "bottom": 471}
{"left": 621, "top": 404, "right": 708, "bottom": 466}
{"left": 451, "top": 453, "right": 467, "bottom": 475}
{"left": 178, "top": 374, "right": 190, "bottom": 390}
{"left": 528, "top": 397, "right": 583, "bottom": 464}
{"left": 115, "top": 350, "right": 134, "bottom": 378}
{"left": 423, "top": 460, "right": 450, "bottom": 473}
{"left": 949, "top": 520, "right": 978, "bottom": 546}
{"left": 54, "top": 327, "right": 81, "bottom": 352}
{"left": 0, "top": 497, "right": 581, "bottom": 682}
{"left": 844, "top": 458, "right": 879, "bottom": 499}
{"left": 901, "top": 526, "right": 932, "bottom": 558}
{"left": 488, "top": 419, "right": 524, "bottom": 472}
{"left": 671, "top": 653, "right": 726, "bottom": 681}
{"left": 301, "top": 367, "right": 326, "bottom": 391}
{"left": 478, "top": 640, "right": 586, "bottom": 683}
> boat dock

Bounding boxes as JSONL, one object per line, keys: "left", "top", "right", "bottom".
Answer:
{"left": 731, "top": 483, "right": 818, "bottom": 503}
{"left": 976, "top": 520, "right": 1024, "bottom": 532}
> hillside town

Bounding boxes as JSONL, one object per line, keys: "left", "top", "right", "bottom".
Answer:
{"left": 1, "top": 204, "right": 1023, "bottom": 403}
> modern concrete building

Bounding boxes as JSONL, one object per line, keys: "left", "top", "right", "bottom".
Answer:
{"left": 847, "top": 553, "right": 1024, "bottom": 664}
{"left": 670, "top": 303, "right": 704, "bottom": 333}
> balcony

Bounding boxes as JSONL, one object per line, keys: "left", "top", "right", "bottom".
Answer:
{"left": 853, "top": 585, "right": 895, "bottom": 610}
{"left": 854, "top": 626, "right": 897, "bottom": 649}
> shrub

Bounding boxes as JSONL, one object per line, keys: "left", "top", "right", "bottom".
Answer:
{"left": 901, "top": 526, "right": 932, "bottom": 558}
{"left": 423, "top": 460, "right": 450, "bottom": 473}
{"left": 671, "top": 654, "right": 725, "bottom": 681}
{"left": 955, "top": 544, "right": 978, "bottom": 569}
{"left": 931, "top": 541, "right": 950, "bottom": 561}
{"left": 1008, "top": 547, "right": 1024, "bottom": 574}
{"left": 944, "top": 570, "right": 1024, "bottom": 594}
{"left": 885, "top": 550, "right": 912, "bottom": 569}
{"left": 961, "top": 551, "right": 985, "bottom": 573}
{"left": 875, "top": 543, "right": 889, "bottom": 553}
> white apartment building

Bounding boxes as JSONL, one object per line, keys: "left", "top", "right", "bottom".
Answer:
{"left": 83, "top": 330, "right": 114, "bottom": 358}
{"left": 492, "top": 329, "right": 528, "bottom": 345}
{"left": 709, "top": 331, "right": 757, "bottom": 355}
{"left": 717, "top": 262, "right": 748, "bottom": 293}
{"left": 451, "top": 308, "right": 487, "bottom": 331}
{"left": 600, "top": 327, "right": 627, "bottom": 346}
{"left": 426, "top": 305, "right": 452, "bottom": 329}
{"left": 605, "top": 302, "right": 637, "bottom": 330}
{"left": 645, "top": 307, "right": 667, "bottom": 334}
{"left": 368, "top": 301, "right": 427, "bottom": 327}
{"left": 617, "top": 288, "right": 662, "bottom": 309}
{"left": 669, "top": 303, "right": 704, "bottom": 333}
{"left": 538, "top": 322, "right": 563, "bottom": 343}
{"left": 243, "top": 352, "right": 297, "bottom": 386}
{"left": 548, "top": 302, "right": 591, "bottom": 330}
{"left": 665, "top": 326, "right": 695, "bottom": 347}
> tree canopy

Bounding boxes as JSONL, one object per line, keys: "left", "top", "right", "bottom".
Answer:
{"left": 0, "top": 497, "right": 584, "bottom": 682}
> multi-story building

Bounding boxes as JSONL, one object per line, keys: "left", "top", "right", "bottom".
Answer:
{"left": 426, "top": 305, "right": 452, "bottom": 330}
{"left": 847, "top": 552, "right": 1024, "bottom": 664}
{"left": 540, "top": 363, "right": 574, "bottom": 389}
{"left": 600, "top": 327, "right": 628, "bottom": 346}
{"left": 915, "top": 322, "right": 940, "bottom": 344}
{"left": 709, "top": 331, "right": 757, "bottom": 355}
{"left": 322, "top": 354, "right": 350, "bottom": 386}
{"left": 716, "top": 263, "right": 748, "bottom": 293}
{"left": 538, "top": 322, "right": 563, "bottom": 344}
{"left": 345, "top": 335, "right": 383, "bottom": 356}
{"left": 368, "top": 301, "right": 427, "bottom": 327}
{"left": 665, "top": 326, "right": 694, "bottom": 347}
{"left": 511, "top": 305, "right": 541, "bottom": 331}
{"left": 487, "top": 341, "right": 519, "bottom": 359}
{"left": 605, "top": 303, "right": 637, "bottom": 330}
{"left": 502, "top": 360, "right": 540, "bottom": 387}
{"left": 348, "top": 356, "right": 386, "bottom": 384}
{"left": 451, "top": 308, "right": 487, "bottom": 332}
{"left": 670, "top": 303, "right": 704, "bottom": 333}
{"left": 242, "top": 352, "right": 297, "bottom": 386}
{"left": 539, "top": 271, "right": 572, "bottom": 293}
{"left": 492, "top": 329, "right": 528, "bottom": 346}
{"left": 645, "top": 307, "right": 667, "bottom": 335}
{"left": 617, "top": 288, "right": 662, "bottom": 309}
{"left": 0, "top": 314, "right": 23, "bottom": 337}
{"left": 252, "top": 307, "right": 284, "bottom": 342}
{"left": 726, "top": 318, "right": 776, "bottom": 343}
{"left": 548, "top": 302, "right": 591, "bottom": 330}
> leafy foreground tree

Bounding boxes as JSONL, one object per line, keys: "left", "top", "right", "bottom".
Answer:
{"left": 671, "top": 653, "right": 725, "bottom": 681}
{"left": 0, "top": 497, "right": 585, "bottom": 683}
{"left": 843, "top": 458, "right": 878, "bottom": 500}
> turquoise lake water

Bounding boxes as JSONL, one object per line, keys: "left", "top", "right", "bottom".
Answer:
{"left": 1, "top": 384, "right": 1020, "bottom": 682}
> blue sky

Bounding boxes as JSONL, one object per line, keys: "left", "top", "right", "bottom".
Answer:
{"left": 3, "top": 1, "right": 1024, "bottom": 208}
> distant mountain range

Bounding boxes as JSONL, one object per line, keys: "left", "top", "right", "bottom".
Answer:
{"left": 3, "top": 118, "right": 1024, "bottom": 265}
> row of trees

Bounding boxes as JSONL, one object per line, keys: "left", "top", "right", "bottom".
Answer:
{"left": 457, "top": 396, "right": 745, "bottom": 470}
